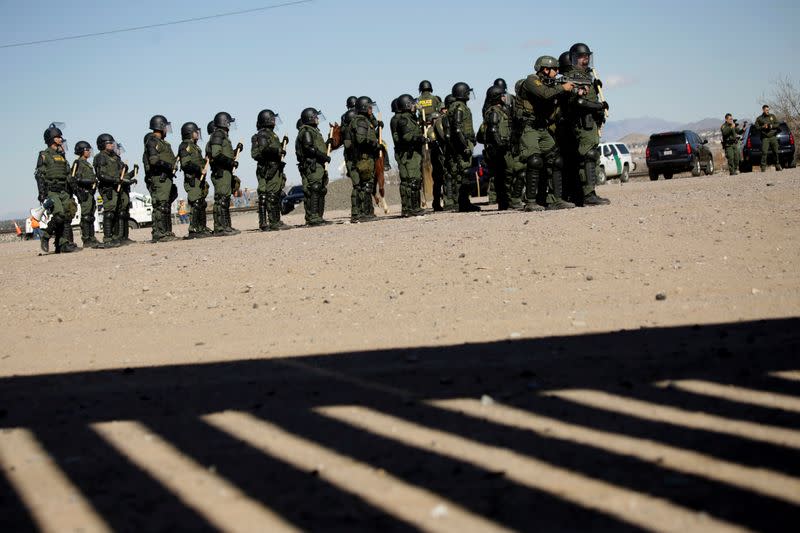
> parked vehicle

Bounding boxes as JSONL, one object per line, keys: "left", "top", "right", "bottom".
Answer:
{"left": 645, "top": 130, "right": 714, "bottom": 180}
{"left": 739, "top": 121, "right": 796, "bottom": 172}
{"left": 597, "top": 142, "right": 636, "bottom": 184}
{"left": 281, "top": 185, "right": 305, "bottom": 215}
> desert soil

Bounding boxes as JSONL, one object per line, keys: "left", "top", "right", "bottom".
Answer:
{"left": 0, "top": 169, "right": 798, "bottom": 532}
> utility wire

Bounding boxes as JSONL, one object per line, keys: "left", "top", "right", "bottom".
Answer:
{"left": 0, "top": 0, "right": 313, "bottom": 49}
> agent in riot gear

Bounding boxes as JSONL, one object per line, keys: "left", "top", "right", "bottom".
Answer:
{"left": 514, "top": 56, "right": 575, "bottom": 211}
{"left": 348, "top": 98, "right": 381, "bottom": 221}
{"left": 252, "top": 109, "right": 290, "bottom": 231}
{"left": 337, "top": 99, "right": 362, "bottom": 222}
{"left": 70, "top": 141, "right": 100, "bottom": 248}
{"left": 447, "top": 82, "right": 479, "bottom": 212}
{"left": 94, "top": 134, "right": 137, "bottom": 248}
{"left": 207, "top": 112, "right": 242, "bottom": 235}
{"left": 481, "top": 86, "right": 516, "bottom": 210}
{"left": 179, "top": 122, "right": 213, "bottom": 238}
{"left": 564, "top": 43, "right": 610, "bottom": 206}
{"left": 391, "top": 94, "right": 426, "bottom": 217}
{"left": 34, "top": 125, "right": 79, "bottom": 253}
{"left": 144, "top": 115, "right": 179, "bottom": 242}
{"left": 295, "top": 108, "right": 330, "bottom": 226}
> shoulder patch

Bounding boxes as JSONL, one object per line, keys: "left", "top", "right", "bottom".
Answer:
{"left": 534, "top": 79, "right": 542, "bottom": 86}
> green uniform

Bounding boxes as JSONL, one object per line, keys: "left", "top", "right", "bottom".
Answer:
{"left": 431, "top": 113, "right": 452, "bottom": 209}
{"left": 179, "top": 138, "right": 211, "bottom": 236}
{"left": 755, "top": 112, "right": 781, "bottom": 171}
{"left": 482, "top": 103, "right": 516, "bottom": 209}
{"left": 447, "top": 99, "right": 476, "bottom": 210}
{"left": 251, "top": 127, "right": 288, "bottom": 230}
{"left": 391, "top": 110, "right": 426, "bottom": 216}
{"left": 143, "top": 133, "right": 178, "bottom": 241}
{"left": 295, "top": 124, "right": 329, "bottom": 225}
{"left": 34, "top": 147, "right": 72, "bottom": 251}
{"left": 349, "top": 114, "right": 380, "bottom": 220}
{"left": 70, "top": 158, "right": 99, "bottom": 247}
{"left": 518, "top": 73, "right": 569, "bottom": 209}
{"left": 94, "top": 150, "right": 134, "bottom": 247}
{"left": 720, "top": 122, "right": 744, "bottom": 175}
{"left": 565, "top": 68, "right": 608, "bottom": 204}
{"left": 417, "top": 91, "right": 443, "bottom": 124}
{"left": 340, "top": 110, "right": 361, "bottom": 220}
{"left": 206, "top": 129, "right": 239, "bottom": 234}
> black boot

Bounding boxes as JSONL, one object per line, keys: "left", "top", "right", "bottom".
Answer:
{"left": 100, "top": 212, "right": 120, "bottom": 248}
{"left": 582, "top": 160, "right": 610, "bottom": 206}
{"left": 81, "top": 220, "right": 100, "bottom": 248}
{"left": 258, "top": 194, "right": 268, "bottom": 231}
{"left": 267, "top": 194, "right": 290, "bottom": 230}
{"left": 223, "top": 203, "right": 240, "bottom": 235}
{"left": 547, "top": 165, "right": 575, "bottom": 210}
{"left": 213, "top": 199, "right": 225, "bottom": 235}
{"left": 458, "top": 184, "right": 480, "bottom": 212}
{"left": 61, "top": 223, "right": 80, "bottom": 252}
{"left": 523, "top": 161, "right": 544, "bottom": 212}
{"left": 39, "top": 230, "right": 50, "bottom": 253}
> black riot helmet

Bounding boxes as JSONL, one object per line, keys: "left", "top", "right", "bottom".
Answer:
{"left": 207, "top": 121, "right": 216, "bottom": 136}
{"left": 419, "top": 80, "right": 433, "bottom": 93}
{"left": 451, "top": 82, "right": 473, "bottom": 102}
{"left": 74, "top": 140, "right": 92, "bottom": 156}
{"left": 559, "top": 51, "right": 572, "bottom": 72}
{"left": 96, "top": 133, "right": 115, "bottom": 151}
{"left": 390, "top": 98, "right": 399, "bottom": 113}
{"left": 180, "top": 122, "right": 201, "bottom": 140}
{"left": 397, "top": 94, "right": 415, "bottom": 113}
{"left": 355, "top": 96, "right": 376, "bottom": 115}
{"left": 486, "top": 86, "right": 505, "bottom": 106}
{"left": 43, "top": 125, "right": 63, "bottom": 146}
{"left": 149, "top": 114, "right": 171, "bottom": 133}
{"left": 493, "top": 78, "right": 507, "bottom": 91}
{"left": 444, "top": 94, "right": 455, "bottom": 108}
{"left": 213, "top": 111, "right": 235, "bottom": 130}
{"left": 256, "top": 109, "right": 278, "bottom": 129}
{"left": 300, "top": 107, "right": 320, "bottom": 126}
{"left": 569, "top": 42, "right": 593, "bottom": 67}
{"left": 346, "top": 96, "right": 358, "bottom": 109}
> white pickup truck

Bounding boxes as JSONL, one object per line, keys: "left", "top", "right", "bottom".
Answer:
{"left": 597, "top": 142, "right": 636, "bottom": 183}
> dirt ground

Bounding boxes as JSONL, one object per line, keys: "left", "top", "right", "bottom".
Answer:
{"left": 1, "top": 169, "right": 799, "bottom": 532}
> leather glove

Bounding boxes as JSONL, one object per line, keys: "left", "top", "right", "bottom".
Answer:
{"left": 376, "top": 120, "right": 384, "bottom": 129}
{"left": 280, "top": 149, "right": 287, "bottom": 157}
{"left": 38, "top": 193, "right": 46, "bottom": 203}
{"left": 323, "top": 155, "right": 331, "bottom": 164}
{"left": 232, "top": 161, "right": 239, "bottom": 170}
{"left": 602, "top": 101, "right": 610, "bottom": 111}
{"left": 595, "top": 78, "right": 603, "bottom": 89}
{"left": 132, "top": 164, "right": 139, "bottom": 175}
{"left": 235, "top": 142, "right": 244, "bottom": 153}
{"left": 282, "top": 135, "right": 289, "bottom": 146}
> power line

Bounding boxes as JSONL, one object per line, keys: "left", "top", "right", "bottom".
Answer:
{"left": 0, "top": 0, "right": 313, "bottom": 49}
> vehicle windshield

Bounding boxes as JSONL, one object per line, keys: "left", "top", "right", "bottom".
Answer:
{"left": 616, "top": 144, "right": 630, "bottom": 154}
{"left": 649, "top": 134, "right": 685, "bottom": 147}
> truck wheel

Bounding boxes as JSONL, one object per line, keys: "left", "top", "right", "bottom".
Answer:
{"left": 648, "top": 170, "right": 658, "bottom": 181}
{"left": 597, "top": 166, "right": 606, "bottom": 184}
{"left": 787, "top": 158, "right": 797, "bottom": 169}
{"left": 128, "top": 220, "right": 139, "bottom": 229}
{"left": 664, "top": 172, "right": 674, "bottom": 180}
{"left": 691, "top": 157, "right": 702, "bottom": 177}
{"left": 740, "top": 160, "right": 752, "bottom": 173}
{"left": 704, "top": 157, "right": 715, "bottom": 176}
{"left": 620, "top": 164, "right": 630, "bottom": 183}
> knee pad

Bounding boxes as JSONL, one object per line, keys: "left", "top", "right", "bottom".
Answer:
{"left": 526, "top": 155, "right": 544, "bottom": 170}
{"left": 586, "top": 148, "right": 600, "bottom": 162}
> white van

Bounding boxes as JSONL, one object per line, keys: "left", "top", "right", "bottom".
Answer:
{"left": 598, "top": 142, "right": 636, "bottom": 183}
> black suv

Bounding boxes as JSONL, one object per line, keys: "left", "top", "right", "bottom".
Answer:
{"left": 739, "top": 121, "right": 796, "bottom": 172}
{"left": 645, "top": 130, "right": 714, "bottom": 180}
{"left": 280, "top": 185, "right": 304, "bottom": 215}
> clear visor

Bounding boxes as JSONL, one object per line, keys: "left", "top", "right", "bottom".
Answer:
{"left": 84, "top": 147, "right": 94, "bottom": 157}
{"left": 228, "top": 117, "right": 237, "bottom": 131}
{"left": 164, "top": 123, "right": 173, "bottom": 135}
{"left": 469, "top": 89, "right": 476, "bottom": 100}
{"left": 571, "top": 52, "right": 594, "bottom": 69}
{"left": 194, "top": 130, "right": 203, "bottom": 141}
{"left": 60, "top": 139, "right": 69, "bottom": 153}
{"left": 50, "top": 121, "right": 66, "bottom": 130}
{"left": 114, "top": 142, "right": 126, "bottom": 156}
{"left": 316, "top": 111, "right": 326, "bottom": 123}
{"left": 369, "top": 101, "right": 380, "bottom": 114}
{"left": 274, "top": 114, "right": 283, "bottom": 127}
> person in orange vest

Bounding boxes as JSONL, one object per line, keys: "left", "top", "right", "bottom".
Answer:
{"left": 177, "top": 199, "right": 189, "bottom": 224}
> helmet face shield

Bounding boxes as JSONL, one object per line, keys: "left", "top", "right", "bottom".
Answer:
{"left": 164, "top": 122, "right": 173, "bottom": 135}
{"left": 571, "top": 51, "right": 594, "bottom": 69}
{"left": 274, "top": 114, "right": 283, "bottom": 127}
{"left": 228, "top": 117, "right": 237, "bottom": 131}
{"left": 114, "top": 142, "right": 126, "bottom": 157}
{"left": 316, "top": 111, "right": 326, "bottom": 123}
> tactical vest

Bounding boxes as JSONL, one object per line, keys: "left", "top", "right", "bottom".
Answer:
{"left": 417, "top": 92, "right": 441, "bottom": 122}
{"left": 513, "top": 78, "right": 536, "bottom": 123}
{"left": 39, "top": 148, "right": 70, "bottom": 189}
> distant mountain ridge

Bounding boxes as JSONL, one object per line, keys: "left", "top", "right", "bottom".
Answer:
{"left": 601, "top": 117, "right": 723, "bottom": 142}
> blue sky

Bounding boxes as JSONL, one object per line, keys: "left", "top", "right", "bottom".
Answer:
{"left": 0, "top": 0, "right": 796, "bottom": 217}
